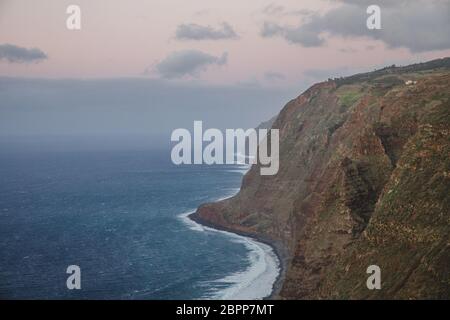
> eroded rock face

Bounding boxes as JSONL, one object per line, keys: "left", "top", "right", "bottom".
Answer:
{"left": 193, "top": 58, "right": 450, "bottom": 299}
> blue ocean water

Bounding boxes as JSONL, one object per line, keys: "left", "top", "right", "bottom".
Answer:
{"left": 0, "top": 148, "right": 273, "bottom": 299}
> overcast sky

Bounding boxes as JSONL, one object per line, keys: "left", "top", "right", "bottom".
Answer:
{"left": 0, "top": 0, "right": 449, "bottom": 146}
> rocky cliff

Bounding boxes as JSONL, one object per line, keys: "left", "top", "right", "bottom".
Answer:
{"left": 192, "top": 58, "right": 450, "bottom": 299}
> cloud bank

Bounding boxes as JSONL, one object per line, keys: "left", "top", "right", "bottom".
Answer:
{"left": 0, "top": 44, "right": 48, "bottom": 63}
{"left": 260, "top": 0, "right": 450, "bottom": 52}
{"left": 0, "top": 77, "right": 296, "bottom": 149}
{"left": 261, "top": 21, "right": 325, "bottom": 47}
{"left": 155, "top": 50, "right": 228, "bottom": 78}
{"left": 175, "top": 23, "right": 238, "bottom": 40}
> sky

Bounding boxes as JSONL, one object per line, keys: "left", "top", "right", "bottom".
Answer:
{"left": 0, "top": 0, "right": 449, "bottom": 146}
{"left": 1, "top": 0, "right": 449, "bottom": 83}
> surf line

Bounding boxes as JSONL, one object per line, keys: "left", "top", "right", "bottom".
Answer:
{"left": 178, "top": 168, "right": 280, "bottom": 299}
{"left": 179, "top": 209, "right": 280, "bottom": 300}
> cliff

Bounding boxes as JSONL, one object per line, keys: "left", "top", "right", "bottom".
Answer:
{"left": 192, "top": 58, "right": 450, "bottom": 299}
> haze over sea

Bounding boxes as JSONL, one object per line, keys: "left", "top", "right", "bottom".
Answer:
{"left": 0, "top": 144, "right": 279, "bottom": 299}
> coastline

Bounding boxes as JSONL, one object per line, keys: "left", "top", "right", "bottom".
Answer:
{"left": 188, "top": 210, "right": 287, "bottom": 300}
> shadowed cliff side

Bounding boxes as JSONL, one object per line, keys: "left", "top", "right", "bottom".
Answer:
{"left": 192, "top": 58, "right": 450, "bottom": 299}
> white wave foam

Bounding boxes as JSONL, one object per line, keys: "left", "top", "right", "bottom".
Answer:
{"left": 178, "top": 211, "right": 205, "bottom": 232}
{"left": 177, "top": 188, "right": 239, "bottom": 232}
{"left": 207, "top": 236, "right": 279, "bottom": 300}
{"left": 177, "top": 210, "right": 280, "bottom": 300}
{"left": 234, "top": 164, "right": 251, "bottom": 175}
{"left": 215, "top": 188, "right": 240, "bottom": 201}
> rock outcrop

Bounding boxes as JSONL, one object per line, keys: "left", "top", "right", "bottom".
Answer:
{"left": 192, "top": 58, "right": 450, "bottom": 299}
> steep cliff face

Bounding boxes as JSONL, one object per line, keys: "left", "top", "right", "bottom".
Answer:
{"left": 192, "top": 58, "right": 450, "bottom": 299}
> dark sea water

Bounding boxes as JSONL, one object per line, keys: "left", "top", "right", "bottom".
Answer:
{"left": 0, "top": 148, "right": 278, "bottom": 299}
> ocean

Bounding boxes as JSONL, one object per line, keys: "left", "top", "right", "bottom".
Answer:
{"left": 0, "top": 148, "right": 279, "bottom": 299}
